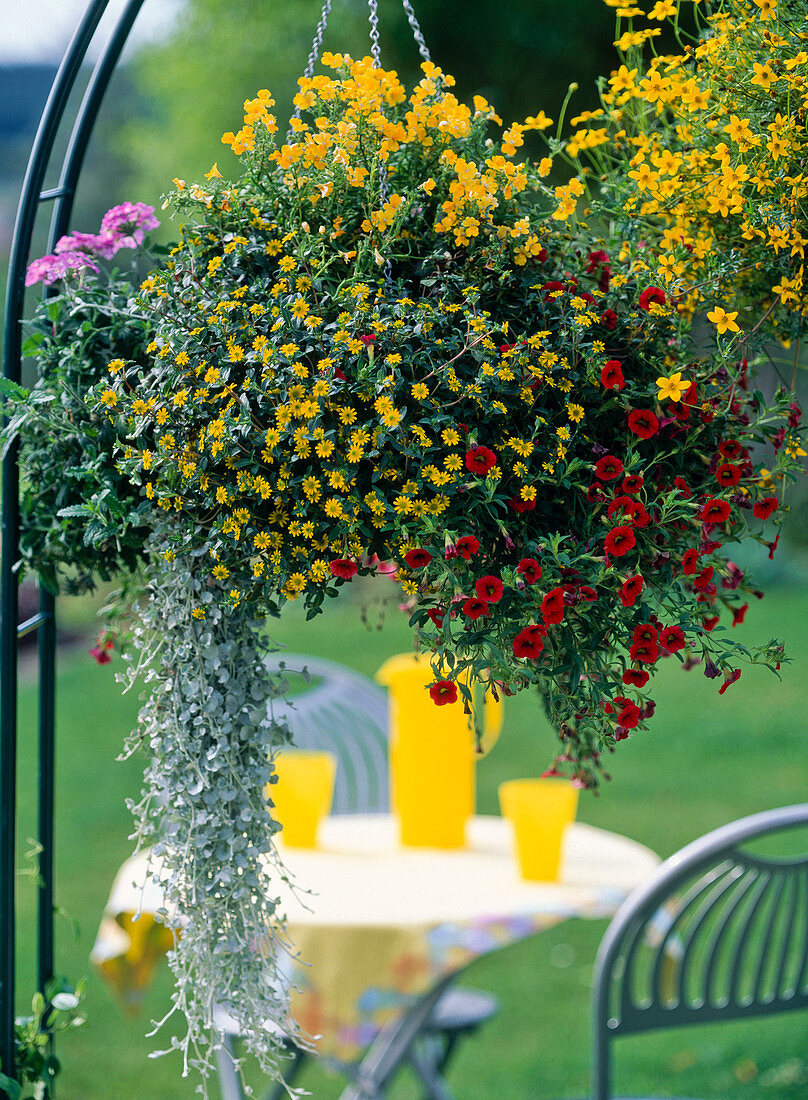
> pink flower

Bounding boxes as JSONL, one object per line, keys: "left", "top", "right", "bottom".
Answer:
{"left": 25, "top": 250, "right": 99, "bottom": 287}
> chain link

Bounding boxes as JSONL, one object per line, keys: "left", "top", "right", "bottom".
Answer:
{"left": 290, "top": 0, "right": 334, "bottom": 134}
{"left": 400, "top": 0, "right": 431, "bottom": 63}
{"left": 367, "top": 0, "right": 383, "bottom": 67}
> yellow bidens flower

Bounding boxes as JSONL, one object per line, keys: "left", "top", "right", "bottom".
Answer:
{"left": 655, "top": 372, "right": 688, "bottom": 403}
{"left": 706, "top": 306, "right": 741, "bottom": 335}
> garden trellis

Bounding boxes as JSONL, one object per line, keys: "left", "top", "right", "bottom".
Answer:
{"left": 1, "top": 3, "right": 149, "bottom": 1089}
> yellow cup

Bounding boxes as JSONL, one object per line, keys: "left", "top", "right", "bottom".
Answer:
{"left": 266, "top": 750, "right": 337, "bottom": 848}
{"left": 498, "top": 778, "right": 579, "bottom": 882}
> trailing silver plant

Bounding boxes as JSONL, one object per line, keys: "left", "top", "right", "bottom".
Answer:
{"left": 120, "top": 544, "right": 305, "bottom": 1094}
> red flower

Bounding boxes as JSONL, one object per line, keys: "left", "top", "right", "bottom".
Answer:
{"left": 633, "top": 622, "right": 658, "bottom": 645}
{"left": 426, "top": 607, "right": 445, "bottom": 628}
{"left": 430, "top": 680, "right": 458, "bottom": 706}
{"left": 719, "top": 439, "right": 744, "bottom": 459}
{"left": 509, "top": 495, "right": 536, "bottom": 513}
{"left": 462, "top": 597, "right": 489, "bottom": 620}
{"left": 601, "top": 309, "right": 618, "bottom": 330}
{"left": 456, "top": 535, "right": 480, "bottom": 560}
{"left": 359, "top": 333, "right": 377, "bottom": 345}
{"left": 700, "top": 498, "right": 731, "bottom": 525}
{"left": 578, "top": 586, "right": 598, "bottom": 602}
{"left": 595, "top": 455, "right": 624, "bottom": 481}
{"left": 586, "top": 483, "right": 606, "bottom": 503}
{"left": 674, "top": 476, "right": 692, "bottom": 498}
{"left": 621, "top": 474, "right": 644, "bottom": 495}
{"left": 475, "top": 575, "right": 504, "bottom": 603}
{"left": 330, "top": 558, "right": 358, "bottom": 580}
{"left": 732, "top": 602, "right": 749, "bottom": 627}
{"left": 628, "top": 409, "right": 660, "bottom": 439}
{"left": 465, "top": 446, "right": 497, "bottom": 475}
{"left": 617, "top": 699, "right": 642, "bottom": 729}
{"left": 638, "top": 286, "right": 666, "bottom": 311}
{"left": 404, "top": 548, "right": 432, "bottom": 569}
{"left": 89, "top": 644, "right": 113, "bottom": 665}
{"left": 516, "top": 558, "right": 542, "bottom": 584}
{"left": 600, "top": 360, "right": 625, "bottom": 390}
{"left": 512, "top": 624, "right": 546, "bottom": 659}
{"left": 659, "top": 625, "right": 686, "bottom": 652}
{"left": 622, "top": 668, "right": 649, "bottom": 688}
{"left": 619, "top": 574, "right": 644, "bottom": 607}
{"left": 753, "top": 496, "right": 778, "bottom": 520}
{"left": 693, "top": 565, "right": 715, "bottom": 592}
{"left": 586, "top": 248, "right": 609, "bottom": 273}
{"left": 715, "top": 463, "right": 741, "bottom": 488}
{"left": 682, "top": 549, "right": 700, "bottom": 575}
{"left": 629, "top": 639, "right": 659, "bottom": 663}
{"left": 718, "top": 668, "right": 741, "bottom": 695}
{"left": 702, "top": 614, "right": 720, "bottom": 631}
{"left": 541, "top": 587, "right": 566, "bottom": 625}
{"left": 604, "top": 525, "right": 636, "bottom": 557}
{"left": 542, "top": 280, "right": 567, "bottom": 299}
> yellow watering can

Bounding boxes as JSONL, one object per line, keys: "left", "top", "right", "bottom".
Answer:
{"left": 375, "top": 652, "right": 504, "bottom": 849}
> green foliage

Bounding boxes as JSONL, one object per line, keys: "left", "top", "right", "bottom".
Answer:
{"left": 0, "top": 977, "right": 86, "bottom": 1100}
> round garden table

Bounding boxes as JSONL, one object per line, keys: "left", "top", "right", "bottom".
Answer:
{"left": 93, "top": 812, "right": 659, "bottom": 1095}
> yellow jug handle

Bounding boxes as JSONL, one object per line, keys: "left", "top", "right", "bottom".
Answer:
{"left": 475, "top": 687, "right": 504, "bottom": 758}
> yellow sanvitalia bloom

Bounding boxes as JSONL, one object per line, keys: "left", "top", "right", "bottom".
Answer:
{"left": 706, "top": 306, "right": 741, "bottom": 335}
{"left": 655, "top": 372, "right": 687, "bottom": 403}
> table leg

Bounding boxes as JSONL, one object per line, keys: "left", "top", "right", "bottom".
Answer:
{"left": 337, "top": 974, "right": 456, "bottom": 1100}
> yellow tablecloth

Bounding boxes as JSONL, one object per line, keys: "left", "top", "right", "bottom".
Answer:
{"left": 92, "top": 815, "right": 659, "bottom": 1060}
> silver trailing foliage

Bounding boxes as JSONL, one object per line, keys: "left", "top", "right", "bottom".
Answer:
{"left": 120, "top": 544, "right": 305, "bottom": 1094}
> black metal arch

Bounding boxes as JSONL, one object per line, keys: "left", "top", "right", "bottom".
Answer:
{"left": 1, "top": 1, "right": 147, "bottom": 1088}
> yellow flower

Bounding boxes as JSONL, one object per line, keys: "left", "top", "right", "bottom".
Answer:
{"left": 655, "top": 372, "right": 687, "bottom": 403}
{"left": 706, "top": 306, "right": 741, "bottom": 335}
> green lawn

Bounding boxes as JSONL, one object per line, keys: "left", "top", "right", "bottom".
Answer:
{"left": 12, "top": 572, "right": 808, "bottom": 1098}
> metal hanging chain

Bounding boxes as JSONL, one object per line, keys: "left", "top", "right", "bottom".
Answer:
{"left": 290, "top": 0, "right": 334, "bottom": 128}
{"left": 400, "top": 0, "right": 431, "bottom": 64}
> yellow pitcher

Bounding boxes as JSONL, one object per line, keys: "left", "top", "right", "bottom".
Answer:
{"left": 376, "top": 652, "right": 504, "bottom": 848}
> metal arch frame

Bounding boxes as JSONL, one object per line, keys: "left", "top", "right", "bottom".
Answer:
{"left": 591, "top": 802, "right": 808, "bottom": 1100}
{"left": 0, "top": 0, "right": 147, "bottom": 1088}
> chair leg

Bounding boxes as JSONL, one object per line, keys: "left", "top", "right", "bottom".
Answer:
{"left": 406, "top": 1042, "right": 458, "bottom": 1100}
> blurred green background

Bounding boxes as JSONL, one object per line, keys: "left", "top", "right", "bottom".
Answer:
{"left": 3, "top": 1, "right": 808, "bottom": 1096}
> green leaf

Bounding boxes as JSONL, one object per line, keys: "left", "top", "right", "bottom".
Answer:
{"left": 0, "top": 1072, "right": 22, "bottom": 1100}
{"left": 0, "top": 377, "right": 30, "bottom": 403}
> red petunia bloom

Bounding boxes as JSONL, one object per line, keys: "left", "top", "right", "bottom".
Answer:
{"left": 404, "top": 548, "right": 432, "bottom": 569}
{"left": 659, "top": 625, "right": 686, "bottom": 652}
{"left": 719, "top": 439, "right": 744, "bottom": 459}
{"left": 604, "top": 525, "right": 636, "bottom": 557}
{"left": 608, "top": 495, "right": 647, "bottom": 526}
{"left": 359, "top": 333, "right": 377, "bottom": 345}
{"left": 475, "top": 575, "right": 504, "bottom": 603}
{"left": 732, "top": 602, "right": 749, "bottom": 627}
{"left": 509, "top": 495, "right": 536, "bottom": 513}
{"left": 512, "top": 624, "right": 546, "bottom": 659}
{"left": 430, "top": 680, "right": 458, "bottom": 706}
{"left": 330, "top": 558, "right": 358, "bottom": 580}
{"left": 619, "top": 574, "right": 644, "bottom": 607}
{"left": 426, "top": 608, "right": 445, "bottom": 628}
{"left": 600, "top": 360, "right": 625, "bottom": 390}
{"left": 621, "top": 474, "right": 644, "bottom": 495}
{"left": 462, "top": 597, "right": 489, "bottom": 620}
{"left": 617, "top": 700, "right": 642, "bottom": 729}
{"left": 715, "top": 463, "right": 741, "bottom": 488}
{"left": 753, "top": 496, "right": 778, "bottom": 520}
{"left": 674, "top": 476, "right": 692, "bottom": 498}
{"left": 693, "top": 565, "right": 715, "bottom": 592}
{"left": 702, "top": 614, "right": 720, "bottom": 631}
{"left": 700, "top": 498, "right": 731, "bottom": 525}
{"left": 541, "top": 587, "right": 566, "bottom": 625}
{"left": 465, "top": 446, "right": 497, "bottom": 475}
{"left": 516, "top": 558, "right": 542, "bottom": 584}
{"left": 629, "top": 639, "right": 659, "bottom": 664}
{"left": 622, "top": 668, "right": 649, "bottom": 688}
{"left": 601, "top": 308, "right": 618, "bottom": 330}
{"left": 633, "top": 622, "right": 658, "bottom": 645}
{"left": 586, "top": 483, "right": 606, "bottom": 503}
{"left": 578, "top": 585, "right": 598, "bottom": 602}
{"left": 628, "top": 409, "right": 660, "bottom": 439}
{"left": 456, "top": 535, "right": 480, "bottom": 560}
{"left": 682, "top": 548, "right": 700, "bottom": 575}
{"left": 595, "top": 455, "right": 624, "bottom": 480}
{"left": 718, "top": 668, "right": 742, "bottom": 695}
{"left": 638, "top": 286, "right": 666, "bottom": 311}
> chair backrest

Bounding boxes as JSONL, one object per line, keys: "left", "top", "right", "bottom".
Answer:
{"left": 592, "top": 803, "right": 808, "bottom": 1100}
{"left": 265, "top": 653, "right": 390, "bottom": 814}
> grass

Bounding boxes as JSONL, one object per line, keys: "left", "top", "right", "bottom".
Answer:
{"left": 12, "top": 572, "right": 808, "bottom": 1098}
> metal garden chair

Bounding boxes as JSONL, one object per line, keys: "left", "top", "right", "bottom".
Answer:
{"left": 214, "top": 653, "right": 498, "bottom": 1100}
{"left": 590, "top": 802, "right": 808, "bottom": 1100}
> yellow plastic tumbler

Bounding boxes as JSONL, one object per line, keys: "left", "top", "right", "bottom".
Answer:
{"left": 498, "top": 778, "right": 579, "bottom": 881}
{"left": 267, "top": 750, "right": 336, "bottom": 848}
{"left": 376, "top": 652, "right": 504, "bottom": 849}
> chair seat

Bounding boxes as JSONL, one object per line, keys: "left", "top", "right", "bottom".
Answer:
{"left": 425, "top": 986, "right": 499, "bottom": 1033}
